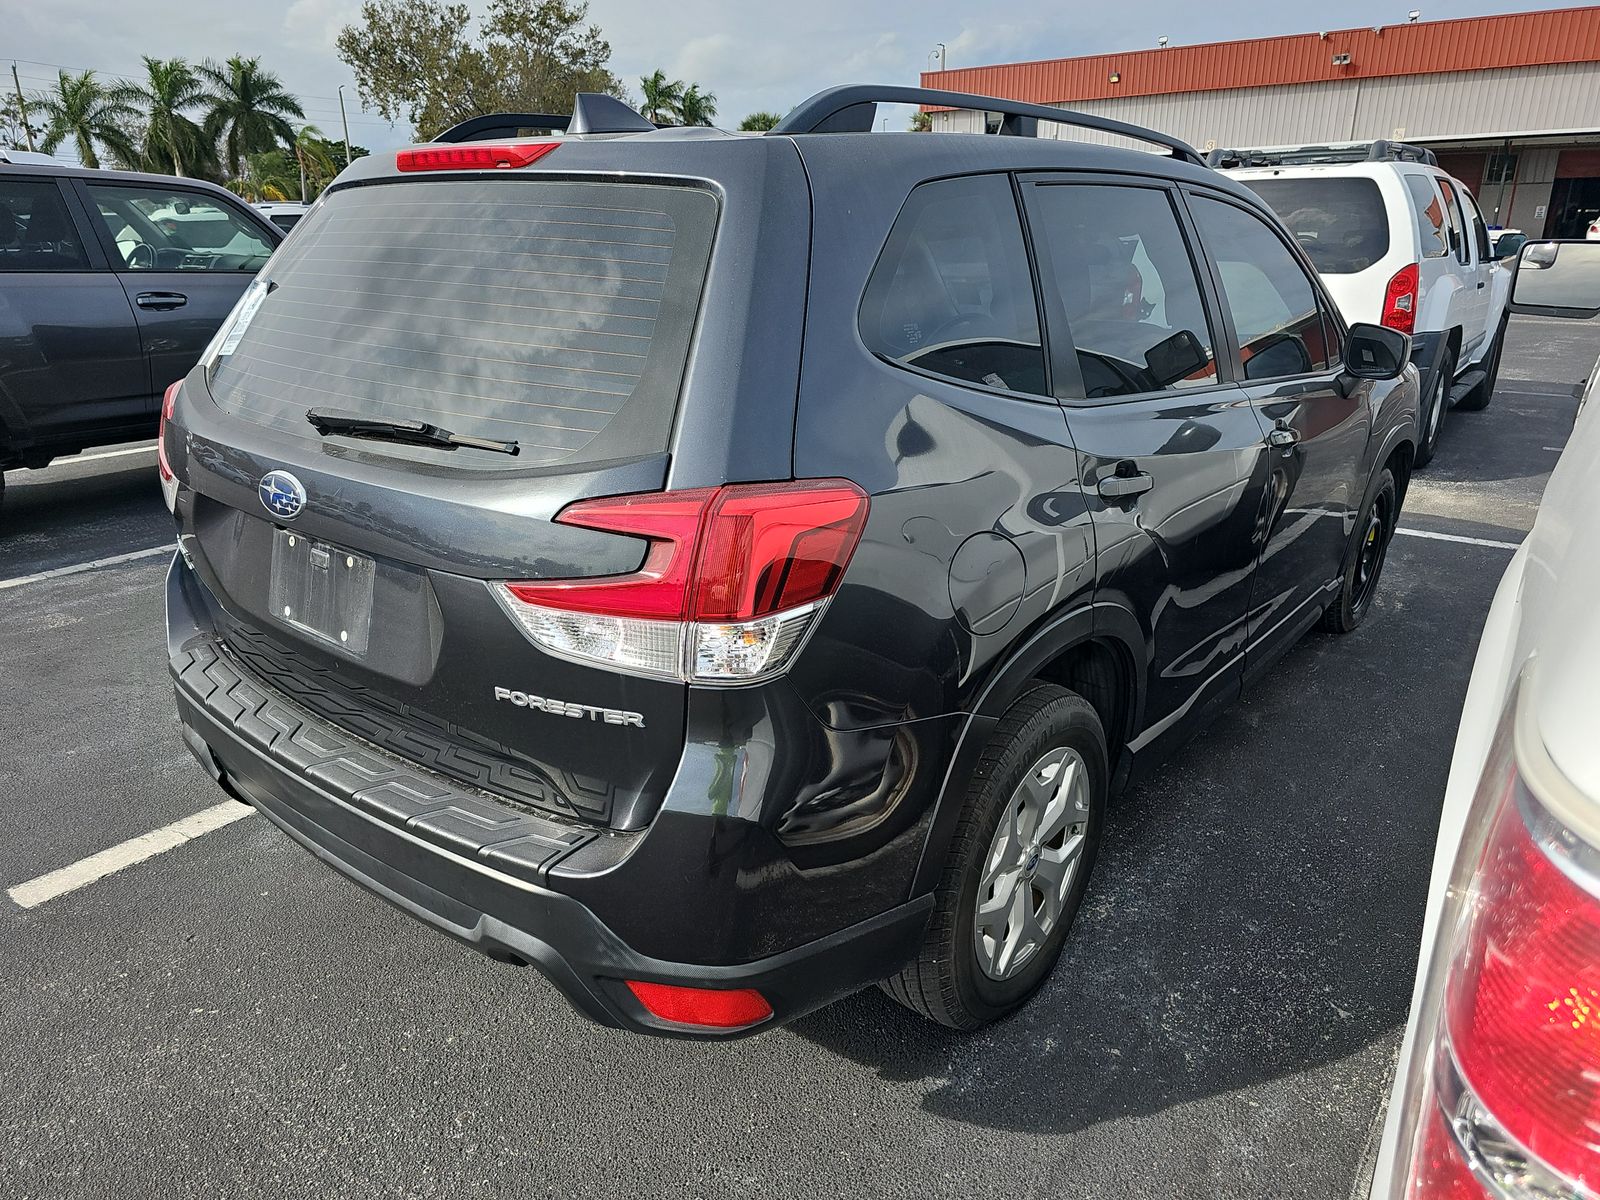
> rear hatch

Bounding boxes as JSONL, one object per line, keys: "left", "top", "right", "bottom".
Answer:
{"left": 170, "top": 135, "right": 811, "bottom": 830}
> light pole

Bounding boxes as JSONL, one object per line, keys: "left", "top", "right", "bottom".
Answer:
{"left": 337, "top": 85, "right": 352, "bottom": 169}
{"left": 929, "top": 43, "right": 947, "bottom": 72}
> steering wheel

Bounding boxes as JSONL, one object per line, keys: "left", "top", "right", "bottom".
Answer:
{"left": 126, "top": 242, "right": 154, "bottom": 269}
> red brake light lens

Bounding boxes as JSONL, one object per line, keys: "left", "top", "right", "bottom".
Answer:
{"left": 1444, "top": 784, "right": 1600, "bottom": 1189}
{"left": 624, "top": 980, "right": 773, "bottom": 1029}
{"left": 1382, "top": 262, "right": 1419, "bottom": 335}
{"left": 157, "top": 379, "right": 180, "bottom": 485}
{"left": 395, "top": 142, "right": 558, "bottom": 172}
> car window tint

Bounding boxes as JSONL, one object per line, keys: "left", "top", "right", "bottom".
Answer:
{"left": 84, "top": 184, "right": 275, "bottom": 271}
{"left": 1437, "top": 178, "right": 1469, "bottom": 264}
{"left": 1405, "top": 174, "right": 1450, "bottom": 258}
{"left": 1190, "top": 196, "right": 1335, "bottom": 380}
{"left": 860, "top": 174, "right": 1047, "bottom": 397}
{"left": 1240, "top": 177, "right": 1389, "bottom": 274}
{"left": 0, "top": 178, "right": 89, "bottom": 271}
{"left": 1027, "top": 183, "right": 1218, "bottom": 400}
{"left": 1459, "top": 187, "right": 1492, "bottom": 261}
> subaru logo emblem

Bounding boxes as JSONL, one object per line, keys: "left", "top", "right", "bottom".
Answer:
{"left": 258, "top": 470, "right": 306, "bottom": 520}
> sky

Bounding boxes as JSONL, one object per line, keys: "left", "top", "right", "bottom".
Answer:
{"left": 6, "top": 0, "right": 1581, "bottom": 158}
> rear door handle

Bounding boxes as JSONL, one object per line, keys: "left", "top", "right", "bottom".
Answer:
{"left": 135, "top": 291, "right": 187, "bottom": 310}
{"left": 1097, "top": 470, "right": 1154, "bottom": 500}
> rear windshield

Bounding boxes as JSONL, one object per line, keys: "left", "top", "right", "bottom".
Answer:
{"left": 1238, "top": 177, "right": 1389, "bottom": 274}
{"left": 207, "top": 178, "right": 717, "bottom": 469}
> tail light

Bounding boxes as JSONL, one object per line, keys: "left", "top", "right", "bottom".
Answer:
{"left": 496, "top": 480, "right": 870, "bottom": 684}
{"left": 396, "top": 143, "right": 557, "bottom": 172}
{"left": 1394, "top": 688, "right": 1600, "bottom": 1199}
{"left": 624, "top": 980, "right": 773, "bottom": 1030}
{"left": 1382, "top": 262, "right": 1419, "bottom": 335}
{"left": 157, "top": 379, "right": 180, "bottom": 513}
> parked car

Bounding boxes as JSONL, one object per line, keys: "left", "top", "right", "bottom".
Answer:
{"left": 1369, "top": 238, "right": 1600, "bottom": 1198}
{"left": 1589, "top": 218, "right": 1599, "bottom": 240}
{"left": 163, "top": 87, "right": 1418, "bottom": 1038}
{"left": 254, "top": 201, "right": 310, "bottom": 232}
{"left": 1216, "top": 141, "right": 1515, "bottom": 467}
{"left": 0, "top": 160, "right": 281, "bottom": 512}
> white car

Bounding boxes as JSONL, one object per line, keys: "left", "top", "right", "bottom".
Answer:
{"left": 1220, "top": 142, "right": 1514, "bottom": 467}
{"left": 1370, "top": 238, "right": 1600, "bottom": 1199}
{"left": 1589, "top": 218, "right": 1599, "bottom": 241}
{"left": 254, "top": 201, "right": 310, "bottom": 232}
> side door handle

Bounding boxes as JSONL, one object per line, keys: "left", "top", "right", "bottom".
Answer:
{"left": 1097, "top": 467, "right": 1154, "bottom": 500}
{"left": 1476, "top": 281, "right": 1486, "bottom": 290}
{"left": 135, "top": 291, "right": 187, "bottom": 311}
{"left": 1266, "top": 421, "right": 1301, "bottom": 449}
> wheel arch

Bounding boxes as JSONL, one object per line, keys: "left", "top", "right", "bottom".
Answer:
{"left": 907, "top": 603, "right": 1147, "bottom": 897}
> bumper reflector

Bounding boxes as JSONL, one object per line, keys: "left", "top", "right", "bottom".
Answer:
{"left": 625, "top": 980, "right": 774, "bottom": 1029}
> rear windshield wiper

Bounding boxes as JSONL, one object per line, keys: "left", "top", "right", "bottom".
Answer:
{"left": 305, "top": 409, "right": 519, "bottom": 456}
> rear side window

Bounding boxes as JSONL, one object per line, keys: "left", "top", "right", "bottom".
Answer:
{"left": 0, "top": 178, "right": 89, "bottom": 271}
{"left": 1027, "top": 182, "right": 1218, "bottom": 400}
{"left": 207, "top": 179, "right": 717, "bottom": 470}
{"left": 1237, "top": 177, "right": 1389, "bottom": 274}
{"left": 860, "top": 174, "right": 1047, "bottom": 397}
{"left": 1190, "top": 196, "right": 1336, "bottom": 380}
{"left": 1460, "top": 188, "right": 1491, "bottom": 261}
{"left": 1405, "top": 174, "right": 1450, "bottom": 258}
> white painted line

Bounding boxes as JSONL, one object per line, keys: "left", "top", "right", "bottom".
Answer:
{"left": 1395, "top": 527, "right": 1521, "bottom": 551}
{"left": 8, "top": 802, "right": 254, "bottom": 909}
{"left": 62, "top": 444, "right": 157, "bottom": 464}
{"left": 0, "top": 544, "right": 171, "bottom": 592}
{"left": 1543, "top": 446, "right": 1565, "bottom": 453}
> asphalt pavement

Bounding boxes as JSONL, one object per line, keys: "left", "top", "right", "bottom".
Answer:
{"left": 0, "top": 317, "right": 1593, "bottom": 1200}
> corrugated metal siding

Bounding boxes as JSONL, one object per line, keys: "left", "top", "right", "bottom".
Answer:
{"left": 931, "top": 63, "right": 1600, "bottom": 148}
{"left": 923, "top": 6, "right": 1600, "bottom": 106}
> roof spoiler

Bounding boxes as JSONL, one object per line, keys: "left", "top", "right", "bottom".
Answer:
{"left": 1207, "top": 139, "right": 1439, "bottom": 168}
{"left": 434, "top": 93, "right": 655, "bottom": 142}
{"left": 769, "top": 84, "right": 1208, "bottom": 166}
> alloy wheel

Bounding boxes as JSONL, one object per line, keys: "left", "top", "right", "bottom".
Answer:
{"left": 973, "top": 746, "right": 1091, "bottom": 981}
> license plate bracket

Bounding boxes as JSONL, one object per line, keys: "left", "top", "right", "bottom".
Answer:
{"left": 267, "top": 529, "right": 376, "bottom": 656}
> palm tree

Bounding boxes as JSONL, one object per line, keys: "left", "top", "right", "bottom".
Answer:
{"left": 678, "top": 84, "right": 717, "bottom": 127}
{"left": 290, "top": 124, "right": 337, "bottom": 202}
{"left": 638, "top": 70, "right": 682, "bottom": 125}
{"left": 199, "top": 55, "right": 305, "bottom": 179}
{"left": 126, "top": 57, "right": 211, "bottom": 177}
{"left": 739, "top": 111, "right": 782, "bottom": 132}
{"left": 30, "top": 70, "right": 138, "bottom": 169}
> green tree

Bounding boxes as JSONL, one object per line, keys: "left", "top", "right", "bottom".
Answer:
{"left": 199, "top": 55, "right": 306, "bottom": 178}
{"left": 908, "top": 111, "right": 932, "bottom": 132}
{"left": 29, "top": 70, "right": 139, "bottom": 169}
{"left": 677, "top": 83, "right": 716, "bottom": 127}
{"left": 738, "top": 110, "right": 781, "bottom": 132}
{"left": 337, "top": 0, "right": 624, "bottom": 140}
{"left": 638, "top": 69, "right": 681, "bottom": 124}
{"left": 0, "top": 97, "right": 43, "bottom": 152}
{"left": 126, "top": 57, "right": 213, "bottom": 177}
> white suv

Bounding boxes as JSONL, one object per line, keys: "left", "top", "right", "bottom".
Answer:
{"left": 1219, "top": 142, "right": 1514, "bottom": 466}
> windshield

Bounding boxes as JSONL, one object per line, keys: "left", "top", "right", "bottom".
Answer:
{"left": 206, "top": 178, "right": 717, "bottom": 470}
{"left": 1239, "top": 177, "right": 1390, "bottom": 274}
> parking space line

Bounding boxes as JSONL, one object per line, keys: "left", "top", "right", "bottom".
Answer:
{"left": 58, "top": 445, "right": 157, "bottom": 465}
{"left": 1394, "top": 528, "right": 1520, "bottom": 551}
{"left": 0, "top": 545, "right": 171, "bottom": 592}
{"left": 7, "top": 802, "right": 254, "bottom": 910}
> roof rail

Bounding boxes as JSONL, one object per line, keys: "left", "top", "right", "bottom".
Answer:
{"left": 1207, "top": 139, "right": 1439, "bottom": 168}
{"left": 434, "top": 94, "right": 655, "bottom": 143}
{"left": 769, "top": 85, "right": 1208, "bottom": 166}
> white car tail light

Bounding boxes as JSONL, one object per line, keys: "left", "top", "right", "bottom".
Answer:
{"left": 1394, "top": 686, "right": 1600, "bottom": 1199}
{"left": 495, "top": 480, "right": 870, "bottom": 684}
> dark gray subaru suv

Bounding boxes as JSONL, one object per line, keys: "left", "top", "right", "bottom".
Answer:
{"left": 163, "top": 87, "right": 1418, "bottom": 1037}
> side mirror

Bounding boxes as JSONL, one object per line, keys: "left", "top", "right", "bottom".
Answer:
{"left": 1492, "top": 231, "right": 1527, "bottom": 260}
{"left": 1144, "top": 328, "right": 1209, "bottom": 388}
{"left": 1343, "top": 322, "right": 1410, "bottom": 381}
{"left": 1510, "top": 241, "right": 1600, "bottom": 318}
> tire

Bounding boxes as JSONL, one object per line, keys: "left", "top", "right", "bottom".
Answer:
{"left": 881, "top": 683, "right": 1107, "bottom": 1030}
{"left": 1320, "top": 467, "right": 1397, "bottom": 635}
{"left": 1414, "top": 347, "right": 1454, "bottom": 469}
{"left": 1455, "top": 318, "right": 1506, "bottom": 412}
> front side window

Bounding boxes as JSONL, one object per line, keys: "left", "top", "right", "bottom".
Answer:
{"left": 860, "top": 174, "right": 1047, "bottom": 397}
{"left": 1190, "top": 195, "right": 1336, "bottom": 381}
{"left": 0, "top": 178, "right": 89, "bottom": 271}
{"left": 85, "top": 184, "right": 275, "bottom": 271}
{"left": 1459, "top": 187, "right": 1492, "bottom": 261}
{"left": 1405, "top": 174, "right": 1450, "bottom": 259}
{"left": 1027, "top": 183, "right": 1219, "bottom": 400}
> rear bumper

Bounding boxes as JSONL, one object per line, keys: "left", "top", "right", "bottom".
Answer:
{"left": 166, "top": 555, "right": 932, "bottom": 1037}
